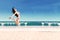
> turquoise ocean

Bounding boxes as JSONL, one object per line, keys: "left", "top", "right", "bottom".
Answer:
{"left": 0, "top": 21, "right": 60, "bottom": 27}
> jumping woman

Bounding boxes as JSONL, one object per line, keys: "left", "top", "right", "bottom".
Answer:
{"left": 9, "top": 8, "right": 20, "bottom": 26}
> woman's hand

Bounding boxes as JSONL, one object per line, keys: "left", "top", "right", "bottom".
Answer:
{"left": 9, "top": 17, "right": 11, "bottom": 19}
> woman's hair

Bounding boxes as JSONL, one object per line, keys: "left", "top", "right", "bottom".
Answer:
{"left": 12, "top": 8, "right": 18, "bottom": 17}
{"left": 12, "top": 8, "right": 16, "bottom": 13}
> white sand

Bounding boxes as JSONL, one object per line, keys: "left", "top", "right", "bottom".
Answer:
{"left": 0, "top": 26, "right": 60, "bottom": 40}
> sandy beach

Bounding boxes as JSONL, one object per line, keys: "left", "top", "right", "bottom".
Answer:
{"left": 0, "top": 26, "right": 60, "bottom": 40}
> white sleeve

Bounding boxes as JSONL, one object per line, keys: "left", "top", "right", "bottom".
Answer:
{"left": 11, "top": 14, "right": 15, "bottom": 18}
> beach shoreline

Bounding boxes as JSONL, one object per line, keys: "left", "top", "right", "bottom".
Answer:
{"left": 0, "top": 26, "right": 60, "bottom": 31}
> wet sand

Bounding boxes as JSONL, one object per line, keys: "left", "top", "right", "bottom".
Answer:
{"left": 0, "top": 26, "right": 60, "bottom": 40}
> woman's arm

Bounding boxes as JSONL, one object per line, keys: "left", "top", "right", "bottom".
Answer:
{"left": 9, "top": 13, "right": 17, "bottom": 20}
{"left": 10, "top": 12, "right": 17, "bottom": 18}
{"left": 11, "top": 14, "right": 15, "bottom": 18}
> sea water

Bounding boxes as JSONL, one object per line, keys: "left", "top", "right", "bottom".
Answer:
{"left": 0, "top": 21, "right": 60, "bottom": 27}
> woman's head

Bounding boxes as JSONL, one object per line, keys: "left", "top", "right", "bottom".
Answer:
{"left": 12, "top": 7, "right": 16, "bottom": 13}
{"left": 12, "top": 7, "right": 18, "bottom": 17}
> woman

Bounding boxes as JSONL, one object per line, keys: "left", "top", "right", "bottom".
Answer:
{"left": 9, "top": 8, "right": 20, "bottom": 26}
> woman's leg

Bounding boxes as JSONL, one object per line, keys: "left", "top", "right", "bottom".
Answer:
{"left": 15, "top": 18, "right": 20, "bottom": 26}
{"left": 10, "top": 17, "right": 19, "bottom": 26}
{"left": 9, "top": 16, "right": 20, "bottom": 26}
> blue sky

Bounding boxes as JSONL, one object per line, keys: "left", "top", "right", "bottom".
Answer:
{"left": 0, "top": 0, "right": 60, "bottom": 21}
